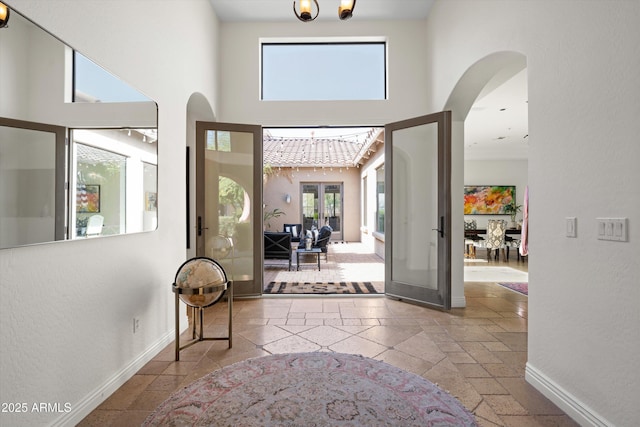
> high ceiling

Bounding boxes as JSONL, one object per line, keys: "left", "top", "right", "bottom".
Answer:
{"left": 209, "top": 0, "right": 435, "bottom": 22}
{"left": 209, "top": 0, "right": 529, "bottom": 160}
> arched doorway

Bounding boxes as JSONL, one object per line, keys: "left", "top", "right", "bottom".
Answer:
{"left": 443, "top": 51, "right": 529, "bottom": 306}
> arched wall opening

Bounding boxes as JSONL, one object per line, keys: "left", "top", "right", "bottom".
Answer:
{"left": 443, "top": 51, "right": 528, "bottom": 307}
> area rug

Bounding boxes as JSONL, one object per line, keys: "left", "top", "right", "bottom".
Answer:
{"left": 464, "top": 266, "right": 529, "bottom": 283}
{"left": 497, "top": 282, "right": 528, "bottom": 295}
{"left": 143, "top": 352, "right": 477, "bottom": 426}
{"left": 464, "top": 258, "right": 488, "bottom": 263}
{"left": 264, "top": 281, "right": 380, "bottom": 294}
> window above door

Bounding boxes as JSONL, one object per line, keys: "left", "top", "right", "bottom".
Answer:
{"left": 261, "top": 39, "right": 387, "bottom": 101}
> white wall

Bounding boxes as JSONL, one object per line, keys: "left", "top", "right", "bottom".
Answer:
{"left": 263, "top": 168, "right": 361, "bottom": 242}
{"left": 0, "top": 1, "right": 219, "bottom": 426}
{"left": 426, "top": 1, "right": 640, "bottom": 425}
{"left": 218, "top": 20, "right": 429, "bottom": 126}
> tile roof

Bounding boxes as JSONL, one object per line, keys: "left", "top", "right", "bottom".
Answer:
{"left": 263, "top": 128, "right": 383, "bottom": 167}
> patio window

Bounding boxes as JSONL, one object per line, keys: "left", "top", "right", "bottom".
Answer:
{"left": 376, "top": 165, "right": 385, "bottom": 233}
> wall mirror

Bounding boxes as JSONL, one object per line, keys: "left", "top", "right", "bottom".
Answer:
{"left": 0, "top": 4, "right": 158, "bottom": 249}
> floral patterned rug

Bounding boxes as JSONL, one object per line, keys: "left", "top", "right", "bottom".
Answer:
{"left": 497, "top": 282, "right": 528, "bottom": 295}
{"left": 143, "top": 352, "right": 477, "bottom": 426}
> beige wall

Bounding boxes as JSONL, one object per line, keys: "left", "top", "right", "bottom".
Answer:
{"left": 263, "top": 167, "right": 361, "bottom": 242}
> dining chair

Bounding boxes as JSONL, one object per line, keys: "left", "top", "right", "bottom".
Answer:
{"left": 475, "top": 219, "right": 508, "bottom": 261}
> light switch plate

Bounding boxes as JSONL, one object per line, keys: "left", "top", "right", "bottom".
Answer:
{"left": 566, "top": 217, "right": 577, "bottom": 238}
{"left": 597, "top": 217, "right": 628, "bottom": 242}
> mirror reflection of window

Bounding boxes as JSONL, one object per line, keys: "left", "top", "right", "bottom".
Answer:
{"left": 0, "top": 125, "right": 58, "bottom": 248}
{"left": 73, "top": 52, "right": 152, "bottom": 103}
{"left": 74, "top": 143, "right": 126, "bottom": 237}
{"left": 72, "top": 129, "right": 158, "bottom": 238}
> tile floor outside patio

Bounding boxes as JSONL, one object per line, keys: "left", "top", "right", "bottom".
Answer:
{"left": 79, "top": 245, "right": 577, "bottom": 426}
{"left": 263, "top": 241, "right": 386, "bottom": 293}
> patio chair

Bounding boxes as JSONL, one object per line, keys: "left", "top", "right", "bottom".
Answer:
{"left": 264, "top": 232, "right": 293, "bottom": 270}
{"left": 312, "top": 225, "right": 332, "bottom": 260}
{"left": 283, "top": 223, "right": 303, "bottom": 245}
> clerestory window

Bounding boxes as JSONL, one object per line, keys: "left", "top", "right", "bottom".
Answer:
{"left": 261, "top": 40, "right": 387, "bottom": 101}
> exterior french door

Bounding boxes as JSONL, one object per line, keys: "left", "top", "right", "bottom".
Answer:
{"left": 301, "top": 182, "right": 343, "bottom": 241}
{"left": 385, "top": 112, "right": 452, "bottom": 309}
{"left": 195, "top": 121, "right": 262, "bottom": 296}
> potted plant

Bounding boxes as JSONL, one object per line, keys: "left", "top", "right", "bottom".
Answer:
{"left": 503, "top": 201, "right": 522, "bottom": 228}
{"left": 263, "top": 205, "right": 285, "bottom": 230}
{"left": 76, "top": 217, "right": 88, "bottom": 236}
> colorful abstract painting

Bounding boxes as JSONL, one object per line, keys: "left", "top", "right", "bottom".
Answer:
{"left": 77, "top": 184, "right": 100, "bottom": 213}
{"left": 464, "top": 185, "right": 514, "bottom": 215}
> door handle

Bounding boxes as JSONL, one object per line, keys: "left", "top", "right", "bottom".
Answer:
{"left": 431, "top": 216, "right": 444, "bottom": 238}
{"left": 197, "top": 216, "right": 209, "bottom": 236}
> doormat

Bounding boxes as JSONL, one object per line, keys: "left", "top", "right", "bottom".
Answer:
{"left": 265, "top": 281, "right": 380, "bottom": 294}
{"left": 497, "top": 282, "right": 528, "bottom": 296}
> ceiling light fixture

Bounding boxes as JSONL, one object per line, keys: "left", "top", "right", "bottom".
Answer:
{"left": 293, "top": 0, "right": 356, "bottom": 22}
{"left": 338, "top": 0, "right": 356, "bottom": 20}
{"left": 0, "top": 2, "right": 10, "bottom": 28}
{"left": 293, "top": 0, "right": 319, "bottom": 22}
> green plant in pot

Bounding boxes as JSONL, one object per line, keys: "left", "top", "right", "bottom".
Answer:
{"left": 263, "top": 205, "right": 285, "bottom": 230}
{"left": 503, "top": 201, "right": 522, "bottom": 227}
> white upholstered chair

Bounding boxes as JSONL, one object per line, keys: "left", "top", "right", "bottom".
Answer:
{"left": 474, "top": 219, "right": 508, "bottom": 261}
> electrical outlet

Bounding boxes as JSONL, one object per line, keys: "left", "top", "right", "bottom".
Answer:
{"left": 133, "top": 318, "right": 140, "bottom": 333}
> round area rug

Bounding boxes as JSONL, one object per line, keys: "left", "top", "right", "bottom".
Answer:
{"left": 143, "top": 352, "right": 477, "bottom": 426}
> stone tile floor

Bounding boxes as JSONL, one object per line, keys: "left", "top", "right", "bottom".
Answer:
{"left": 80, "top": 247, "right": 578, "bottom": 427}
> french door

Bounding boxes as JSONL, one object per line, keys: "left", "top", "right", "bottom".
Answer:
{"left": 385, "top": 112, "right": 452, "bottom": 310}
{"left": 195, "top": 121, "right": 262, "bottom": 296}
{"left": 301, "top": 183, "right": 343, "bottom": 241}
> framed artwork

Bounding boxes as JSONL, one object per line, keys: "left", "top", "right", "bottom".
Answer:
{"left": 77, "top": 184, "right": 100, "bottom": 213}
{"left": 145, "top": 192, "right": 157, "bottom": 211}
{"left": 464, "top": 185, "right": 515, "bottom": 215}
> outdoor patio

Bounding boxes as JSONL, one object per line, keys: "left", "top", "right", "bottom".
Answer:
{"left": 263, "top": 241, "right": 385, "bottom": 293}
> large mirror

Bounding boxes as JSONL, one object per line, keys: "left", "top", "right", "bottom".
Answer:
{"left": 0, "top": 3, "right": 158, "bottom": 249}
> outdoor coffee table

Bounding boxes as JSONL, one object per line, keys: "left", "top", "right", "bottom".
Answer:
{"left": 296, "top": 248, "right": 322, "bottom": 271}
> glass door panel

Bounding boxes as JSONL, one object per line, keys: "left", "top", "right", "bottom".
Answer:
{"left": 385, "top": 112, "right": 451, "bottom": 309}
{"left": 323, "top": 184, "right": 342, "bottom": 238}
{"left": 196, "top": 122, "right": 262, "bottom": 297}
{"left": 301, "top": 182, "right": 343, "bottom": 240}
{"left": 302, "top": 184, "right": 319, "bottom": 232}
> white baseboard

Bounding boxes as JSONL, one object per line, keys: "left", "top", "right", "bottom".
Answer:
{"left": 525, "top": 363, "right": 610, "bottom": 427}
{"left": 452, "top": 295, "right": 467, "bottom": 308}
{"left": 51, "top": 330, "right": 175, "bottom": 427}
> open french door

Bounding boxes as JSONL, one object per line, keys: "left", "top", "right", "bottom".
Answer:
{"left": 195, "top": 121, "right": 263, "bottom": 297}
{"left": 385, "top": 112, "right": 452, "bottom": 309}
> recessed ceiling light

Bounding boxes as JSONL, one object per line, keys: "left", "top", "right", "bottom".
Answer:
{"left": 500, "top": 108, "right": 507, "bottom": 111}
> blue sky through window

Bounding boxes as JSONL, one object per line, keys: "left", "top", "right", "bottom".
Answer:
{"left": 74, "top": 52, "right": 151, "bottom": 103}
{"left": 262, "top": 42, "right": 386, "bottom": 101}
